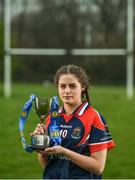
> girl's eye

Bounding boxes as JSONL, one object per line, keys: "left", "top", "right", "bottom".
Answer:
{"left": 59, "top": 85, "right": 66, "bottom": 89}
{"left": 69, "top": 84, "right": 77, "bottom": 88}
{"left": 59, "top": 84, "right": 77, "bottom": 89}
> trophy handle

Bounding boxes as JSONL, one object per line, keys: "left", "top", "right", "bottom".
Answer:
{"left": 40, "top": 115, "right": 46, "bottom": 124}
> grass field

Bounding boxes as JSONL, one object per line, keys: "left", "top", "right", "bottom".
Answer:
{"left": 0, "top": 83, "right": 135, "bottom": 179}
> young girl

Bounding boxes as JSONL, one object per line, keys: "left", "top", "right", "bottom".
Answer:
{"left": 33, "top": 64, "right": 115, "bottom": 179}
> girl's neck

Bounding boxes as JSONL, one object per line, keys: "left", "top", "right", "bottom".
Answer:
{"left": 64, "top": 102, "right": 82, "bottom": 116}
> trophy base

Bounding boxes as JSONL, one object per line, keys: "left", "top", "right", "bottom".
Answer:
{"left": 31, "top": 134, "right": 50, "bottom": 150}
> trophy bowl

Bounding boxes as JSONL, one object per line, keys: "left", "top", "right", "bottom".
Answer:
{"left": 31, "top": 97, "right": 51, "bottom": 150}
{"left": 35, "top": 97, "right": 51, "bottom": 121}
{"left": 31, "top": 134, "right": 50, "bottom": 149}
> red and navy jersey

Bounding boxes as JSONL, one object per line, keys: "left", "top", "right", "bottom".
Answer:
{"left": 43, "top": 102, "right": 115, "bottom": 179}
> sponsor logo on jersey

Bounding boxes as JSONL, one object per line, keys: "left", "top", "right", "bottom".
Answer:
{"left": 71, "top": 127, "right": 81, "bottom": 139}
{"left": 60, "top": 124, "right": 72, "bottom": 128}
{"left": 49, "top": 154, "right": 69, "bottom": 160}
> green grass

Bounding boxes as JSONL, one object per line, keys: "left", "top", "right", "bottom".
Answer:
{"left": 0, "top": 83, "right": 135, "bottom": 179}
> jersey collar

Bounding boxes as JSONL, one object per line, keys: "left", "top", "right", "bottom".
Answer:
{"left": 58, "top": 101, "right": 89, "bottom": 116}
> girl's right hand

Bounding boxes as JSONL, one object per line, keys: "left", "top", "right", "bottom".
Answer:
{"left": 30, "top": 123, "right": 46, "bottom": 136}
{"left": 30, "top": 124, "right": 49, "bottom": 156}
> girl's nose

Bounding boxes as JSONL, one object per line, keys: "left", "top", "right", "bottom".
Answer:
{"left": 65, "top": 86, "right": 70, "bottom": 93}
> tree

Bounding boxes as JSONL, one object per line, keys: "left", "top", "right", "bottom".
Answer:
{"left": 10, "top": 0, "right": 131, "bottom": 84}
{"left": 0, "top": 0, "right": 4, "bottom": 82}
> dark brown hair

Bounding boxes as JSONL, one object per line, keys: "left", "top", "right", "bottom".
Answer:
{"left": 54, "top": 64, "right": 90, "bottom": 103}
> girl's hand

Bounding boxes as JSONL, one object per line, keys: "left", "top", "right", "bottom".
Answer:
{"left": 36, "top": 149, "right": 49, "bottom": 156}
{"left": 45, "top": 146, "right": 65, "bottom": 155}
{"left": 30, "top": 123, "right": 46, "bottom": 136}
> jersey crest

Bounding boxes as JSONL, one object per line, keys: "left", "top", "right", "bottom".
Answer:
{"left": 71, "top": 127, "right": 81, "bottom": 139}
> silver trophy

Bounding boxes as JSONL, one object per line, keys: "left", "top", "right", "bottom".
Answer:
{"left": 31, "top": 97, "right": 51, "bottom": 150}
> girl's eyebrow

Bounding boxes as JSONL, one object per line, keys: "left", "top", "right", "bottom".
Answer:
{"left": 59, "top": 83, "right": 77, "bottom": 85}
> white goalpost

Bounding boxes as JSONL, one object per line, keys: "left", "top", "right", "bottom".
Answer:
{"left": 4, "top": 0, "right": 134, "bottom": 99}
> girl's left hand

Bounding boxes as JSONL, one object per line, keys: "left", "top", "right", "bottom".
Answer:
{"left": 45, "top": 146, "right": 65, "bottom": 155}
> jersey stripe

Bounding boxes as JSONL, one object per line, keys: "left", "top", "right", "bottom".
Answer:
{"left": 78, "top": 102, "right": 89, "bottom": 116}
{"left": 93, "top": 109, "right": 104, "bottom": 126}
{"left": 90, "top": 140, "right": 114, "bottom": 146}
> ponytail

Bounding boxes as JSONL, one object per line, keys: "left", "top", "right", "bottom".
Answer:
{"left": 82, "top": 88, "right": 90, "bottom": 103}
{"left": 85, "top": 88, "right": 90, "bottom": 103}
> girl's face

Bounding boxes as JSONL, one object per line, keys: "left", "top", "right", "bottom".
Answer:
{"left": 58, "top": 74, "right": 84, "bottom": 106}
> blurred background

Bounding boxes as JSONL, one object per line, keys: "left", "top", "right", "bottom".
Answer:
{"left": 0, "top": 0, "right": 135, "bottom": 179}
